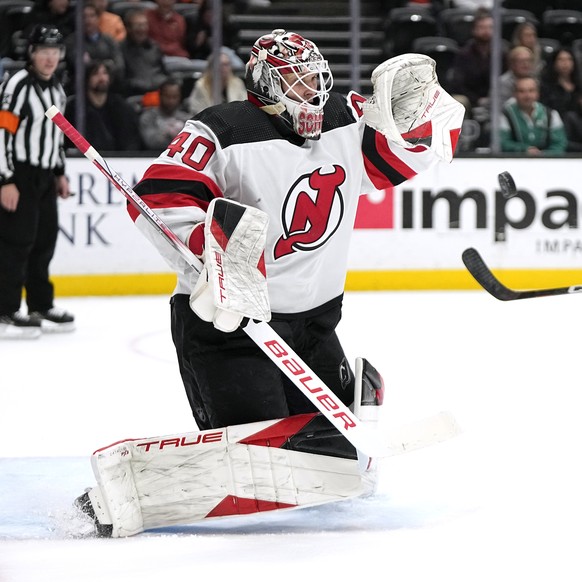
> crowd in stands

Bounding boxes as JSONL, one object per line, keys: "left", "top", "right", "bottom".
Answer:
{"left": 0, "top": 0, "right": 255, "bottom": 153}
{"left": 2, "top": 0, "right": 582, "bottom": 154}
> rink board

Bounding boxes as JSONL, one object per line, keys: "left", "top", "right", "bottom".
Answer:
{"left": 50, "top": 156, "right": 582, "bottom": 295}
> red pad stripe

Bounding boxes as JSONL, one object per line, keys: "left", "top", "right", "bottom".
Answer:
{"left": 210, "top": 218, "right": 229, "bottom": 251}
{"left": 406, "top": 145, "right": 427, "bottom": 153}
{"left": 401, "top": 120, "right": 432, "bottom": 141}
{"left": 238, "top": 413, "right": 317, "bottom": 448}
{"left": 206, "top": 495, "right": 297, "bottom": 518}
{"left": 450, "top": 127, "right": 461, "bottom": 154}
{"left": 257, "top": 252, "right": 266, "bottom": 278}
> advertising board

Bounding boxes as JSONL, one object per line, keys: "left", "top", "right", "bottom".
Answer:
{"left": 52, "top": 157, "right": 582, "bottom": 294}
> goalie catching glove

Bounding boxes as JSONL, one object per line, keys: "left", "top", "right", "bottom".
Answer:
{"left": 362, "top": 53, "right": 464, "bottom": 163}
{"left": 189, "top": 198, "right": 271, "bottom": 333}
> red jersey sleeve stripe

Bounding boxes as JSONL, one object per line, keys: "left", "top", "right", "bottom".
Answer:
{"left": 140, "top": 163, "right": 223, "bottom": 199}
{"left": 363, "top": 153, "right": 395, "bottom": 190}
{"left": 373, "top": 131, "right": 417, "bottom": 180}
{"left": 362, "top": 126, "right": 417, "bottom": 190}
{"left": 126, "top": 193, "right": 210, "bottom": 222}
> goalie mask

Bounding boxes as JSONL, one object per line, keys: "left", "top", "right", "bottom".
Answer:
{"left": 246, "top": 29, "right": 333, "bottom": 140}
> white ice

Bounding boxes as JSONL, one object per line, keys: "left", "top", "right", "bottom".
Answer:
{"left": 1, "top": 291, "right": 581, "bottom": 582}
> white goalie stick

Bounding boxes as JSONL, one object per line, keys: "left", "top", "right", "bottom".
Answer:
{"left": 47, "top": 105, "right": 460, "bottom": 458}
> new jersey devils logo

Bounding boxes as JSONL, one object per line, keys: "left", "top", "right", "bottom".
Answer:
{"left": 274, "top": 165, "right": 346, "bottom": 260}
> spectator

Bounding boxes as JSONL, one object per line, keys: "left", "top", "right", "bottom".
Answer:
{"left": 511, "top": 21, "right": 543, "bottom": 76}
{"left": 500, "top": 76, "right": 567, "bottom": 155}
{"left": 139, "top": 79, "right": 190, "bottom": 152}
{"left": 25, "top": 0, "right": 75, "bottom": 38}
{"left": 496, "top": 46, "right": 536, "bottom": 106}
{"left": 90, "top": 0, "right": 127, "bottom": 42}
{"left": 120, "top": 8, "right": 169, "bottom": 97}
{"left": 145, "top": 0, "right": 189, "bottom": 58}
{"left": 186, "top": 48, "right": 247, "bottom": 115}
{"left": 64, "top": 4, "right": 125, "bottom": 91}
{"left": 187, "top": 0, "right": 239, "bottom": 61}
{"left": 563, "top": 94, "right": 582, "bottom": 152}
{"left": 448, "top": 9, "right": 498, "bottom": 117}
{"left": 64, "top": 61, "right": 143, "bottom": 152}
{"left": 540, "top": 48, "right": 582, "bottom": 120}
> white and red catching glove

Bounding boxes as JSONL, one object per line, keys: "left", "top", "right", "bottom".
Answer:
{"left": 189, "top": 198, "right": 271, "bottom": 333}
{"left": 362, "top": 53, "right": 464, "bottom": 163}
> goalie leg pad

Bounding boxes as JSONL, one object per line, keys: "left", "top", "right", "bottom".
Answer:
{"left": 83, "top": 413, "right": 375, "bottom": 537}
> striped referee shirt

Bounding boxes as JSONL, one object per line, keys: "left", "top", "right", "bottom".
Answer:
{"left": 0, "top": 67, "right": 66, "bottom": 185}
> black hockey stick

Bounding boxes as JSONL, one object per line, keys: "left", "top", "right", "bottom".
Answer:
{"left": 462, "top": 247, "right": 582, "bottom": 301}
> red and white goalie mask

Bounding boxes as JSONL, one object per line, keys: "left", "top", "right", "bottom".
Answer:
{"left": 246, "top": 29, "right": 333, "bottom": 140}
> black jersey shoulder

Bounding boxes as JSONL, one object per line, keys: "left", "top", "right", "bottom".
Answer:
{"left": 194, "top": 94, "right": 357, "bottom": 149}
{"left": 321, "top": 92, "right": 359, "bottom": 132}
{"left": 195, "top": 101, "right": 288, "bottom": 148}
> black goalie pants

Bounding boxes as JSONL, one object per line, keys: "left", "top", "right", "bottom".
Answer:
{"left": 170, "top": 294, "right": 355, "bottom": 430}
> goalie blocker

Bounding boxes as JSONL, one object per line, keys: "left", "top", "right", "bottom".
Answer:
{"left": 77, "top": 358, "right": 384, "bottom": 538}
{"left": 189, "top": 197, "right": 271, "bottom": 333}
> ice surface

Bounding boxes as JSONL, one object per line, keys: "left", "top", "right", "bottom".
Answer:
{"left": 1, "top": 291, "right": 581, "bottom": 581}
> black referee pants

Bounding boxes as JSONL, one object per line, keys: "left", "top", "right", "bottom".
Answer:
{"left": 0, "top": 163, "right": 59, "bottom": 315}
{"left": 170, "top": 294, "right": 355, "bottom": 430}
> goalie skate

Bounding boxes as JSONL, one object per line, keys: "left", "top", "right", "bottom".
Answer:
{"left": 75, "top": 489, "right": 113, "bottom": 538}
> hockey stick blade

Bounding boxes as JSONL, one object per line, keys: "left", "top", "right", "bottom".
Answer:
{"left": 462, "top": 247, "right": 582, "bottom": 301}
{"left": 46, "top": 105, "right": 397, "bottom": 458}
{"left": 385, "top": 411, "right": 461, "bottom": 456}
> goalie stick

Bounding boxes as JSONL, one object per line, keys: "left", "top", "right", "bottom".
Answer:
{"left": 47, "top": 106, "right": 461, "bottom": 457}
{"left": 462, "top": 247, "right": 582, "bottom": 301}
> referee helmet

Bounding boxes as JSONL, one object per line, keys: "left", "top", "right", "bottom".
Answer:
{"left": 28, "top": 24, "right": 64, "bottom": 52}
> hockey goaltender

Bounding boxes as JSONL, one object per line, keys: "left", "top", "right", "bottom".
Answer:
{"left": 73, "top": 29, "right": 464, "bottom": 537}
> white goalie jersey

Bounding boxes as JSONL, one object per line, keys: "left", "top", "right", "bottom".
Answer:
{"left": 130, "top": 60, "right": 462, "bottom": 317}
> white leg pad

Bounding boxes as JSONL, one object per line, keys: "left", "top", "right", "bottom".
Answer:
{"left": 88, "top": 414, "right": 371, "bottom": 537}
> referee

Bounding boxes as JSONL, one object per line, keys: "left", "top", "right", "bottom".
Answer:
{"left": 0, "top": 24, "right": 74, "bottom": 339}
